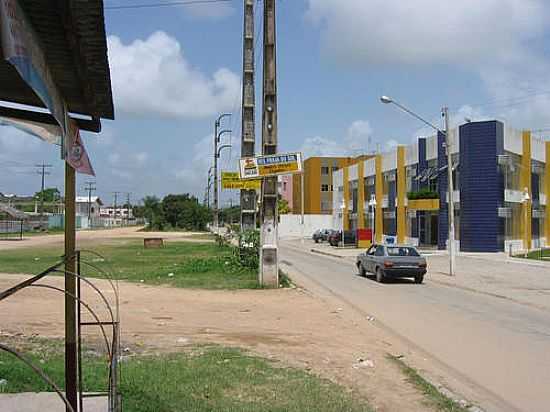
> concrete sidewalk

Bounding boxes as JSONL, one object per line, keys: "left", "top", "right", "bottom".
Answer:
{"left": 284, "top": 239, "right": 550, "bottom": 312}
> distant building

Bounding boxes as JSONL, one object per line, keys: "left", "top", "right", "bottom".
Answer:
{"left": 278, "top": 175, "right": 293, "bottom": 209}
{"left": 293, "top": 156, "right": 374, "bottom": 215}
{"left": 76, "top": 196, "right": 103, "bottom": 218}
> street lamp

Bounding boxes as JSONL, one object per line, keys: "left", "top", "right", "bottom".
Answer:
{"left": 522, "top": 187, "right": 530, "bottom": 257}
{"left": 339, "top": 200, "right": 346, "bottom": 248}
{"left": 368, "top": 194, "right": 377, "bottom": 244}
{"left": 213, "top": 113, "right": 231, "bottom": 232}
{"left": 381, "top": 95, "right": 456, "bottom": 276}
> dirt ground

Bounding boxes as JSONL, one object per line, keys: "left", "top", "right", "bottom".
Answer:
{"left": 0, "top": 227, "right": 210, "bottom": 251}
{"left": 0, "top": 272, "right": 433, "bottom": 412}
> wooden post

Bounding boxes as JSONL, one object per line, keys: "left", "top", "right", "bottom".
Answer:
{"left": 64, "top": 162, "right": 78, "bottom": 411}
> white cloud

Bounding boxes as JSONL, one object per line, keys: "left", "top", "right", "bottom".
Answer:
{"left": 300, "top": 119, "right": 376, "bottom": 157}
{"left": 306, "top": 0, "right": 548, "bottom": 67}
{"left": 0, "top": 126, "right": 41, "bottom": 154}
{"left": 184, "top": 3, "right": 234, "bottom": 20}
{"left": 175, "top": 134, "right": 213, "bottom": 194}
{"left": 107, "top": 31, "right": 240, "bottom": 118}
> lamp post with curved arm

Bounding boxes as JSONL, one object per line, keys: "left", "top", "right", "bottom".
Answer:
{"left": 213, "top": 114, "right": 231, "bottom": 231}
{"left": 380, "top": 96, "right": 456, "bottom": 276}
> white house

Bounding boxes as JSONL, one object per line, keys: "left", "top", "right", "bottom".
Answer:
{"left": 76, "top": 196, "right": 102, "bottom": 218}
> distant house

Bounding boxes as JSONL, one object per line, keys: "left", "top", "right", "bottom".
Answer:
{"left": 76, "top": 196, "right": 103, "bottom": 218}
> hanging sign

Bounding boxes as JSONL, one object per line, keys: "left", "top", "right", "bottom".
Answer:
{"left": 222, "top": 172, "right": 261, "bottom": 190}
{"left": 65, "top": 119, "right": 95, "bottom": 176}
{"left": 0, "top": 0, "right": 67, "bottom": 134}
{"left": 240, "top": 152, "right": 303, "bottom": 179}
{"left": 0, "top": 116, "right": 62, "bottom": 145}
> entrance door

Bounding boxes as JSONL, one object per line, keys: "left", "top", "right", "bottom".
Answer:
{"left": 431, "top": 213, "right": 439, "bottom": 245}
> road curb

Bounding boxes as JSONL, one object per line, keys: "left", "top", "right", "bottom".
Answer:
{"left": 309, "top": 248, "right": 345, "bottom": 259}
{"left": 429, "top": 278, "right": 550, "bottom": 313}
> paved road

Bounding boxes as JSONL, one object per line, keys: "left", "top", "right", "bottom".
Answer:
{"left": 280, "top": 242, "right": 550, "bottom": 412}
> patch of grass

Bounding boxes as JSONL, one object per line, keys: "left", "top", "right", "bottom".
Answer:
{"left": 387, "top": 355, "right": 471, "bottom": 412}
{"left": 518, "top": 248, "right": 550, "bottom": 261}
{"left": 0, "top": 343, "right": 372, "bottom": 412}
{"left": 0, "top": 241, "right": 259, "bottom": 289}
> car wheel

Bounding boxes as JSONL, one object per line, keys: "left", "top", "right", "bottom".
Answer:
{"left": 358, "top": 263, "right": 367, "bottom": 277}
{"left": 314, "top": 238, "right": 319, "bottom": 243}
{"left": 376, "top": 267, "right": 385, "bottom": 283}
{"left": 414, "top": 275, "right": 424, "bottom": 284}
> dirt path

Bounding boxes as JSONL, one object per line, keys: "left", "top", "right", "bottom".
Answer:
{"left": 0, "top": 227, "right": 210, "bottom": 251}
{"left": 0, "top": 273, "right": 430, "bottom": 412}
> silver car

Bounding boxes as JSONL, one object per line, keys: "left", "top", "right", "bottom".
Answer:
{"left": 356, "top": 244, "right": 427, "bottom": 284}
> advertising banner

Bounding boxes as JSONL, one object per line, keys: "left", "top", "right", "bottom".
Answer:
{"left": 0, "top": 116, "right": 62, "bottom": 145}
{"left": 65, "top": 119, "right": 95, "bottom": 176}
{"left": 0, "top": 0, "right": 67, "bottom": 134}
{"left": 240, "top": 152, "right": 303, "bottom": 179}
{"left": 222, "top": 172, "right": 261, "bottom": 190}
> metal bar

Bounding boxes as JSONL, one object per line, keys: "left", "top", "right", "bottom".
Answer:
{"left": 77, "top": 251, "right": 83, "bottom": 412}
{"left": 80, "top": 321, "right": 118, "bottom": 326}
{"left": 0, "top": 105, "right": 101, "bottom": 132}
{"left": 65, "top": 162, "right": 78, "bottom": 412}
{"left": 0, "top": 260, "right": 65, "bottom": 302}
{"left": 0, "top": 344, "right": 75, "bottom": 412}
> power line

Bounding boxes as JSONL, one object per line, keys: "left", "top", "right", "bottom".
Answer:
{"left": 105, "top": 0, "right": 233, "bottom": 11}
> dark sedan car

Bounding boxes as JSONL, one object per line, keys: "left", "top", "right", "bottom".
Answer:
{"left": 328, "top": 230, "right": 356, "bottom": 247}
{"left": 312, "top": 229, "right": 333, "bottom": 243}
{"left": 356, "top": 244, "right": 427, "bottom": 283}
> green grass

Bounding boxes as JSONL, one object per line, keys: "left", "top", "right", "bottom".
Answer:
{"left": 0, "top": 241, "right": 259, "bottom": 289}
{"left": 0, "top": 341, "right": 372, "bottom": 412}
{"left": 387, "top": 355, "right": 471, "bottom": 412}
{"left": 520, "top": 248, "right": 550, "bottom": 261}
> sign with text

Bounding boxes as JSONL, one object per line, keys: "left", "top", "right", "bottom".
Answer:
{"left": 240, "top": 152, "right": 303, "bottom": 179}
{"left": 222, "top": 172, "right": 261, "bottom": 190}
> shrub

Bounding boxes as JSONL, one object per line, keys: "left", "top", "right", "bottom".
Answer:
{"left": 407, "top": 189, "right": 439, "bottom": 200}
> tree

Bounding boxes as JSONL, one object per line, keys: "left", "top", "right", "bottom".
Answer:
{"left": 162, "top": 194, "right": 210, "bottom": 231}
{"left": 278, "top": 198, "right": 290, "bottom": 215}
{"left": 34, "top": 187, "right": 60, "bottom": 202}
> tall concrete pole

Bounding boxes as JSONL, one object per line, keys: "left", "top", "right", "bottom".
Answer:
{"left": 260, "top": 0, "right": 279, "bottom": 287}
{"left": 241, "top": 0, "right": 257, "bottom": 231}
{"left": 443, "top": 107, "right": 456, "bottom": 275}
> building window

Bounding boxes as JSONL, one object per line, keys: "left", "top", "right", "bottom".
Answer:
{"left": 321, "top": 166, "right": 330, "bottom": 175}
{"left": 321, "top": 184, "right": 330, "bottom": 192}
{"left": 332, "top": 166, "right": 339, "bottom": 172}
{"left": 283, "top": 182, "right": 287, "bottom": 191}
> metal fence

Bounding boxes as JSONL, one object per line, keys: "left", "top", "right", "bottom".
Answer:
{"left": 0, "top": 220, "right": 24, "bottom": 240}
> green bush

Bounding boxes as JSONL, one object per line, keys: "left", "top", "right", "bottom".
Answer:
{"left": 238, "top": 230, "right": 260, "bottom": 270}
{"left": 407, "top": 189, "right": 439, "bottom": 200}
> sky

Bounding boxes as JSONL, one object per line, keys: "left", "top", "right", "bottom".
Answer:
{"left": 2, "top": 0, "right": 550, "bottom": 207}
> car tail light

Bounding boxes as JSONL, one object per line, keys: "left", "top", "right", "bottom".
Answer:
{"left": 383, "top": 261, "right": 394, "bottom": 268}
{"left": 418, "top": 262, "right": 427, "bottom": 268}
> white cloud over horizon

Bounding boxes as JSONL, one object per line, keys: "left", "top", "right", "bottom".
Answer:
{"left": 108, "top": 31, "right": 241, "bottom": 119}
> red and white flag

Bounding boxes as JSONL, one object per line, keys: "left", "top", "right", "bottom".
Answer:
{"left": 65, "top": 119, "right": 95, "bottom": 176}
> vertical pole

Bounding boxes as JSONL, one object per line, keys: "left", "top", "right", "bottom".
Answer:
{"left": 260, "top": 0, "right": 279, "bottom": 287}
{"left": 301, "top": 171, "right": 305, "bottom": 244}
{"left": 443, "top": 107, "right": 456, "bottom": 276}
{"left": 214, "top": 121, "right": 219, "bottom": 232}
{"left": 64, "top": 162, "right": 78, "bottom": 412}
{"left": 241, "top": 0, "right": 257, "bottom": 231}
{"left": 40, "top": 163, "right": 45, "bottom": 219}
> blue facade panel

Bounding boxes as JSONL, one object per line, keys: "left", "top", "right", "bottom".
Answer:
{"left": 459, "top": 121, "right": 503, "bottom": 252}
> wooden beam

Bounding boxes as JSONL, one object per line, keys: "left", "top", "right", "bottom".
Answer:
{"left": 0, "top": 106, "right": 101, "bottom": 133}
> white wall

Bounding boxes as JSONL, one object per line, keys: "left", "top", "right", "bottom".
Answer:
{"left": 532, "top": 136, "right": 545, "bottom": 163}
{"left": 426, "top": 134, "right": 438, "bottom": 160}
{"left": 364, "top": 158, "right": 376, "bottom": 177}
{"left": 349, "top": 164, "right": 358, "bottom": 181}
{"left": 504, "top": 126, "right": 523, "bottom": 155}
{"left": 405, "top": 142, "right": 418, "bottom": 166}
{"left": 279, "top": 214, "right": 334, "bottom": 238}
{"left": 382, "top": 150, "right": 397, "bottom": 172}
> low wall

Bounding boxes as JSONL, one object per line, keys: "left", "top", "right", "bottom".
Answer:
{"left": 279, "top": 214, "right": 333, "bottom": 239}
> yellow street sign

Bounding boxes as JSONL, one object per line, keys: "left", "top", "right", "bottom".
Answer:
{"left": 239, "top": 152, "right": 303, "bottom": 179}
{"left": 221, "top": 172, "right": 261, "bottom": 190}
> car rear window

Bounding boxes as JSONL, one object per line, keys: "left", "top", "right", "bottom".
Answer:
{"left": 386, "top": 247, "right": 420, "bottom": 257}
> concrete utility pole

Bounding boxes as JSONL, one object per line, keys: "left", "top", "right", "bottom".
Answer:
{"left": 213, "top": 114, "right": 231, "bottom": 232}
{"left": 259, "top": 0, "right": 279, "bottom": 287}
{"left": 112, "top": 191, "right": 120, "bottom": 226}
{"left": 443, "top": 107, "right": 456, "bottom": 276}
{"left": 241, "top": 0, "right": 257, "bottom": 231}
{"left": 84, "top": 181, "right": 96, "bottom": 222}
{"left": 36, "top": 162, "right": 53, "bottom": 221}
{"left": 126, "top": 192, "right": 132, "bottom": 225}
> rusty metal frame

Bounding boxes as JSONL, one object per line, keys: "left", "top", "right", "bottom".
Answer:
{"left": 0, "top": 251, "right": 121, "bottom": 411}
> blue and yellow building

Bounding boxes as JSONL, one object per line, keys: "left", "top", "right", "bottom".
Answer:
{"left": 332, "top": 120, "right": 550, "bottom": 253}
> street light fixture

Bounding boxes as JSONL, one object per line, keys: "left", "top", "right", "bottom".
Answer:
{"left": 380, "top": 95, "right": 456, "bottom": 276}
{"left": 340, "top": 200, "right": 346, "bottom": 248}
{"left": 213, "top": 114, "right": 232, "bottom": 232}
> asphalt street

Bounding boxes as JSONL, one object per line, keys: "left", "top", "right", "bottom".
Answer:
{"left": 280, "top": 242, "right": 550, "bottom": 412}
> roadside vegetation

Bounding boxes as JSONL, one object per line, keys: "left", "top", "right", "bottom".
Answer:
{"left": 0, "top": 241, "right": 260, "bottom": 289}
{"left": 387, "top": 355, "right": 471, "bottom": 412}
{"left": 0, "top": 338, "right": 372, "bottom": 412}
{"left": 518, "top": 248, "right": 550, "bottom": 261}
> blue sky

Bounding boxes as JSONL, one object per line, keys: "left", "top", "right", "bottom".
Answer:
{"left": 2, "top": 0, "right": 550, "bottom": 207}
